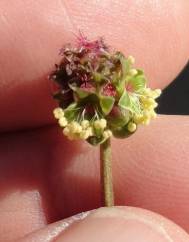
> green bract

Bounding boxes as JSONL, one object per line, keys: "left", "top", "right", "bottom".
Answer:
{"left": 50, "top": 34, "right": 161, "bottom": 145}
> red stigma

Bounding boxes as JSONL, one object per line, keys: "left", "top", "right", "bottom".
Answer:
{"left": 76, "top": 31, "right": 108, "bottom": 53}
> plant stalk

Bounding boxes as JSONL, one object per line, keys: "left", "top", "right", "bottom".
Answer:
{"left": 100, "top": 138, "right": 114, "bottom": 207}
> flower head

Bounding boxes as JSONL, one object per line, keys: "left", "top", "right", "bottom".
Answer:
{"left": 50, "top": 34, "right": 161, "bottom": 145}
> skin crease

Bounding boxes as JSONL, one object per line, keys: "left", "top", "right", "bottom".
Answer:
{"left": 0, "top": 0, "right": 188, "bottom": 241}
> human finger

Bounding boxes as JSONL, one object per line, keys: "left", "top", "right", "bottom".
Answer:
{"left": 0, "top": 115, "right": 189, "bottom": 239}
{"left": 20, "top": 207, "right": 189, "bottom": 242}
{"left": 0, "top": 0, "right": 188, "bottom": 131}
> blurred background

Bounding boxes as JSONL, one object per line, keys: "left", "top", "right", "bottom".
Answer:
{"left": 157, "top": 62, "right": 189, "bottom": 115}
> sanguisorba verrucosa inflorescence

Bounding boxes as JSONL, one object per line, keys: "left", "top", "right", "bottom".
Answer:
{"left": 50, "top": 33, "right": 161, "bottom": 146}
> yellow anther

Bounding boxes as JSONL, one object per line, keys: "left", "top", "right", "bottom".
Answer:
{"left": 133, "top": 114, "right": 143, "bottom": 124}
{"left": 81, "top": 120, "right": 90, "bottom": 129}
{"left": 86, "top": 127, "right": 93, "bottom": 136}
{"left": 129, "top": 68, "right": 138, "bottom": 76}
{"left": 103, "top": 130, "right": 112, "bottom": 139}
{"left": 69, "top": 122, "right": 82, "bottom": 133}
{"left": 58, "top": 117, "right": 68, "bottom": 127}
{"left": 148, "top": 98, "right": 156, "bottom": 105}
{"left": 94, "top": 119, "right": 107, "bottom": 129}
{"left": 76, "top": 125, "right": 82, "bottom": 133}
{"left": 94, "top": 120, "right": 101, "bottom": 129}
{"left": 63, "top": 127, "right": 70, "bottom": 136}
{"left": 144, "top": 98, "right": 157, "bottom": 109}
{"left": 127, "top": 55, "right": 135, "bottom": 65}
{"left": 100, "top": 119, "right": 107, "bottom": 129}
{"left": 127, "top": 122, "right": 137, "bottom": 132}
{"left": 153, "top": 89, "right": 162, "bottom": 98}
{"left": 53, "top": 107, "right": 64, "bottom": 119}
{"left": 151, "top": 101, "right": 158, "bottom": 109}
{"left": 67, "top": 132, "right": 79, "bottom": 140}
{"left": 80, "top": 130, "right": 90, "bottom": 140}
{"left": 142, "top": 117, "right": 150, "bottom": 125}
{"left": 142, "top": 88, "right": 151, "bottom": 96}
{"left": 150, "top": 110, "right": 157, "bottom": 119}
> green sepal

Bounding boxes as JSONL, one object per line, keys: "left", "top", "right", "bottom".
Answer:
{"left": 129, "top": 95, "right": 141, "bottom": 114}
{"left": 111, "top": 72, "right": 124, "bottom": 96}
{"left": 127, "top": 69, "right": 146, "bottom": 91}
{"left": 79, "top": 93, "right": 99, "bottom": 106}
{"left": 107, "top": 106, "right": 130, "bottom": 129}
{"left": 76, "top": 88, "right": 92, "bottom": 98}
{"left": 120, "top": 54, "right": 131, "bottom": 80}
{"left": 115, "top": 82, "right": 125, "bottom": 97}
{"left": 111, "top": 52, "right": 130, "bottom": 96}
{"left": 118, "top": 55, "right": 130, "bottom": 95}
{"left": 118, "top": 91, "right": 141, "bottom": 114}
{"left": 118, "top": 91, "right": 131, "bottom": 110}
{"left": 100, "top": 95, "right": 115, "bottom": 115}
{"left": 64, "top": 102, "right": 79, "bottom": 121}
{"left": 69, "top": 82, "right": 94, "bottom": 99}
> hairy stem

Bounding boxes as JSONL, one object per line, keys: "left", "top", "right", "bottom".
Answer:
{"left": 100, "top": 138, "right": 114, "bottom": 207}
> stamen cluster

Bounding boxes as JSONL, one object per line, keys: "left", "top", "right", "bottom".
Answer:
{"left": 50, "top": 33, "right": 161, "bottom": 145}
{"left": 53, "top": 107, "right": 112, "bottom": 144}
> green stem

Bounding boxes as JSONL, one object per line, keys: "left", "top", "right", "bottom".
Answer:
{"left": 100, "top": 138, "right": 114, "bottom": 207}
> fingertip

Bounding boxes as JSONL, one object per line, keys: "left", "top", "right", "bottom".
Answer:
{"left": 20, "top": 207, "right": 189, "bottom": 242}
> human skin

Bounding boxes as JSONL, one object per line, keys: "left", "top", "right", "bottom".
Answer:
{"left": 0, "top": 0, "right": 189, "bottom": 241}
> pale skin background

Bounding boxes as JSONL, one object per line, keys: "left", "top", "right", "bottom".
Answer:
{"left": 0, "top": 0, "right": 189, "bottom": 241}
